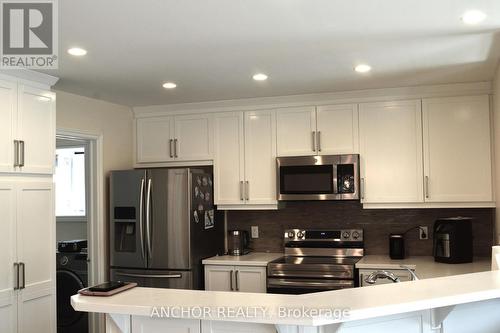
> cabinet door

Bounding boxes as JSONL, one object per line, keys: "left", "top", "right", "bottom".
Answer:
{"left": 204, "top": 265, "right": 234, "bottom": 292}
{"left": 0, "top": 183, "right": 17, "bottom": 333}
{"left": 17, "top": 85, "right": 55, "bottom": 174}
{"left": 244, "top": 110, "right": 277, "bottom": 205}
{"left": 133, "top": 316, "right": 200, "bottom": 333}
{"left": 136, "top": 116, "right": 174, "bottom": 163}
{"left": 316, "top": 104, "right": 359, "bottom": 154}
{"left": 17, "top": 182, "right": 55, "bottom": 333}
{"left": 213, "top": 112, "right": 245, "bottom": 205}
{"left": 202, "top": 321, "right": 276, "bottom": 333}
{"left": 276, "top": 106, "right": 316, "bottom": 156}
{"left": 0, "top": 80, "right": 17, "bottom": 173}
{"left": 235, "top": 266, "right": 267, "bottom": 293}
{"left": 422, "top": 96, "right": 492, "bottom": 202}
{"left": 359, "top": 100, "right": 424, "bottom": 203}
{"left": 174, "top": 114, "right": 213, "bottom": 161}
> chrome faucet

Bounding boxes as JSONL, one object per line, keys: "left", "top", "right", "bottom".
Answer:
{"left": 399, "top": 265, "right": 419, "bottom": 281}
{"left": 364, "top": 270, "right": 401, "bottom": 284}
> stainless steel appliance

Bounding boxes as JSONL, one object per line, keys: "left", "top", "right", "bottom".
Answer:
{"left": 433, "top": 217, "right": 473, "bottom": 264}
{"left": 267, "top": 229, "right": 364, "bottom": 294}
{"left": 227, "top": 230, "right": 250, "bottom": 256}
{"left": 276, "top": 154, "right": 360, "bottom": 201}
{"left": 109, "top": 167, "right": 224, "bottom": 290}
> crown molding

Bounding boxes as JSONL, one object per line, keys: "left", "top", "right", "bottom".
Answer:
{"left": 0, "top": 69, "right": 59, "bottom": 88}
{"left": 133, "top": 81, "right": 492, "bottom": 118}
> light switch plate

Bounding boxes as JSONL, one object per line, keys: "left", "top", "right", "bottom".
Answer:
{"left": 251, "top": 226, "right": 259, "bottom": 238}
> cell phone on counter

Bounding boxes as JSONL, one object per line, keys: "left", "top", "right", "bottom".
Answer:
{"left": 78, "top": 281, "right": 137, "bottom": 296}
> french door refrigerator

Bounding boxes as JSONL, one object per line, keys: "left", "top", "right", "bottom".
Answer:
{"left": 109, "top": 167, "right": 224, "bottom": 290}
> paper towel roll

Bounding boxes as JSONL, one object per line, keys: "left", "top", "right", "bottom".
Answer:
{"left": 492, "top": 246, "right": 500, "bottom": 270}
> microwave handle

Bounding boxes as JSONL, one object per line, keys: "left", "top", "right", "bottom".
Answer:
{"left": 332, "top": 163, "right": 338, "bottom": 194}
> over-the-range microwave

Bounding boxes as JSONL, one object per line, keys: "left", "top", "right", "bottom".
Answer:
{"left": 276, "top": 154, "right": 360, "bottom": 201}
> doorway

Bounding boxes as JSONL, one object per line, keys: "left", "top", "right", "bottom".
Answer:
{"left": 55, "top": 129, "right": 104, "bottom": 333}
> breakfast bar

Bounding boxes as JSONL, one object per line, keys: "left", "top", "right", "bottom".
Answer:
{"left": 72, "top": 270, "right": 500, "bottom": 333}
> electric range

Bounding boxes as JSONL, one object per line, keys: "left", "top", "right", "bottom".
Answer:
{"left": 267, "top": 228, "right": 364, "bottom": 294}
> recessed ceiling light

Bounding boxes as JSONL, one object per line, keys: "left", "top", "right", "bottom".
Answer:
{"left": 461, "top": 10, "right": 486, "bottom": 25}
{"left": 162, "top": 82, "right": 177, "bottom": 89}
{"left": 253, "top": 73, "right": 268, "bottom": 81}
{"left": 67, "top": 47, "right": 87, "bottom": 56}
{"left": 354, "top": 64, "right": 372, "bottom": 73}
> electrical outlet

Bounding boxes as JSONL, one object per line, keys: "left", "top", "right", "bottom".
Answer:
{"left": 251, "top": 226, "right": 259, "bottom": 238}
{"left": 419, "top": 226, "right": 428, "bottom": 240}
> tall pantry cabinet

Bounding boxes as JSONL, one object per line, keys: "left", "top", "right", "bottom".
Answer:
{"left": 0, "top": 72, "right": 57, "bottom": 333}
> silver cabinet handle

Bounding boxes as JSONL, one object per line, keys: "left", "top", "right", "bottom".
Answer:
{"left": 312, "top": 131, "right": 316, "bottom": 152}
{"left": 13, "top": 140, "right": 19, "bottom": 167}
{"left": 115, "top": 272, "right": 182, "bottom": 279}
{"left": 361, "top": 178, "right": 365, "bottom": 200}
{"left": 174, "top": 139, "right": 178, "bottom": 158}
{"left": 235, "top": 270, "right": 239, "bottom": 291}
{"left": 139, "top": 178, "right": 145, "bottom": 260}
{"left": 245, "top": 181, "right": 249, "bottom": 201}
{"left": 146, "top": 179, "right": 153, "bottom": 260}
{"left": 19, "top": 141, "right": 25, "bottom": 167}
{"left": 230, "top": 270, "right": 234, "bottom": 291}
{"left": 13, "top": 263, "right": 19, "bottom": 290}
{"left": 169, "top": 139, "right": 174, "bottom": 158}
{"left": 19, "top": 262, "right": 25, "bottom": 289}
{"left": 240, "top": 181, "right": 244, "bottom": 201}
{"left": 317, "top": 131, "right": 322, "bottom": 152}
{"left": 425, "top": 176, "right": 429, "bottom": 199}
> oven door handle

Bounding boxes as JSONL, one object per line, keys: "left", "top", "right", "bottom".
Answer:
{"left": 267, "top": 278, "right": 353, "bottom": 289}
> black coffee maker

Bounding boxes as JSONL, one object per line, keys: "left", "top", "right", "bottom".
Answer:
{"left": 433, "top": 217, "right": 473, "bottom": 264}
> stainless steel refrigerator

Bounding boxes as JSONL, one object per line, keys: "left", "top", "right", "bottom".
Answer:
{"left": 109, "top": 167, "right": 224, "bottom": 290}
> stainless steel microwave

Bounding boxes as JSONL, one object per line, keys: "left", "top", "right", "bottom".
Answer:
{"left": 276, "top": 154, "right": 360, "bottom": 201}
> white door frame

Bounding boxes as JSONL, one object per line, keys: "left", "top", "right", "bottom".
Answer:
{"left": 56, "top": 128, "right": 105, "bottom": 333}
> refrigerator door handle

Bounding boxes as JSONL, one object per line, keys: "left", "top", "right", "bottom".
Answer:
{"left": 139, "top": 178, "right": 145, "bottom": 260}
{"left": 146, "top": 178, "right": 153, "bottom": 260}
{"left": 114, "top": 272, "right": 182, "bottom": 279}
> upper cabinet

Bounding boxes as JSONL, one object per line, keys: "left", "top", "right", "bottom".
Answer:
{"left": 0, "top": 82, "right": 55, "bottom": 175}
{"left": 213, "top": 110, "right": 277, "bottom": 209}
{"left": 136, "top": 113, "right": 213, "bottom": 164}
{"left": 359, "top": 100, "right": 424, "bottom": 203}
{"left": 276, "top": 104, "right": 358, "bottom": 156}
{"left": 422, "top": 96, "right": 492, "bottom": 203}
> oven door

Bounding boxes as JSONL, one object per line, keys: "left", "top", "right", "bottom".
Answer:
{"left": 267, "top": 277, "right": 354, "bottom": 294}
{"left": 277, "top": 155, "right": 359, "bottom": 201}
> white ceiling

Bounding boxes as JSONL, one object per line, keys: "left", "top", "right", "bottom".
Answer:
{"left": 43, "top": 0, "right": 500, "bottom": 106}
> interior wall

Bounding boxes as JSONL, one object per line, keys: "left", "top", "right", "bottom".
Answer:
{"left": 494, "top": 63, "right": 500, "bottom": 244}
{"left": 55, "top": 90, "right": 134, "bottom": 263}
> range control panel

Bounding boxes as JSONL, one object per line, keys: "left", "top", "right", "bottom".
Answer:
{"left": 284, "top": 229, "right": 363, "bottom": 242}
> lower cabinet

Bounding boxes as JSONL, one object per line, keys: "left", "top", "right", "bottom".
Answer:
{"left": 204, "top": 265, "right": 267, "bottom": 293}
{"left": 132, "top": 316, "right": 200, "bottom": 333}
{"left": 202, "top": 321, "right": 276, "bottom": 333}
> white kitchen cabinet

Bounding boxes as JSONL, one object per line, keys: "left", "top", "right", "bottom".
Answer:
{"left": 204, "top": 265, "right": 267, "bottom": 293}
{"left": 202, "top": 321, "right": 276, "bottom": 333}
{"left": 422, "top": 95, "right": 492, "bottom": 203}
{"left": 359, "top": 100, "right": 424, "bottom": 203}
{"left": 213, "top": 110, "right": 277, "bottom": 209}
{"left": 213, "top": 112, "right": 245, "bottom": 205}
{"left": 136, "top": 114, "right": 213, "bottom": 164}
{"left": 133, "top": 316, "right": 200, "bottom": 333}
{"left": 17, "top": 85, "right": 56, "bottom": 174}
{"left": 0, "top": 82, "right": 55, "bottom": 175}
{"left": 276, "top": 106, "right": 316, "bottom": 156}
{"left": 0, "top": 80, "right": 17, "bottom": 173}
{"left": 316, "top": 104, "right": 359, "bottom": 154}
{"left": 277, "top": 104, "right": 358, "bottom": 157}
{"left": 244, "top": 110, "right": 276, "bottom": 205}
{"left": 174, "top": 114, "right": 213, "bottom": 161}
{"left": 136, "top": 116, "right": 174, "bottom": 163}
{"left": 0, "top": 182, "right": 55, "bottom": 333}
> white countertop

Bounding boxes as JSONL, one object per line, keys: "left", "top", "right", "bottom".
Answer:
{"left": 202, "top": 252, "right": 282, "bottom": 266}
{"left": 72, "top": 270, "right": 500, "bottom": 326}
{"left": 356, "top": 255, "right": 491, "bottom": 279}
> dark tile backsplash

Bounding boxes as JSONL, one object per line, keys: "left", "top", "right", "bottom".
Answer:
{"left": 226, "top": 201, "right": 495, "bottom": 256}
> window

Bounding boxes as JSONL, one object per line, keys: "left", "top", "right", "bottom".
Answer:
{"left": 55, "top": 146, "right": 86, "bottom": 217}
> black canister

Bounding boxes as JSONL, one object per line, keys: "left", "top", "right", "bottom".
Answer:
{"left": 389, "top": 234, "right": 405, "bottom": 259}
